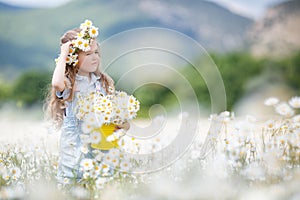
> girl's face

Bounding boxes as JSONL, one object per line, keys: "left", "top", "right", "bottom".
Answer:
{"left": 77, "top": 40, "right": 100, "bottom": 77}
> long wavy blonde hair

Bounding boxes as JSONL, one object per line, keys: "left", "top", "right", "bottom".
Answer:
{"left": 44, "top": 28, "right": 115, "bottom": 129}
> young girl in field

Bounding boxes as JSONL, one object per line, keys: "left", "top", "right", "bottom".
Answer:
{"left": 45, "top": 20, "right": 129, "bottom": 183}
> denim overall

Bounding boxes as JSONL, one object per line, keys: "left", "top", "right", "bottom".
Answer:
{"left": 56, "top": 73, "right": 106, "bottom": 183}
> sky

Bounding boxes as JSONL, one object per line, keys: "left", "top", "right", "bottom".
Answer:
{"left": 0, "top": 0, "right": 287, "bottom": 19}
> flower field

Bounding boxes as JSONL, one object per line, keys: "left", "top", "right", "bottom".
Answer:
{"left": 1, "top": 96, "right": 300, "bottom": 199}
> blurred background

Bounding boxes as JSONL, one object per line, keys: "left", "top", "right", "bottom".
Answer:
{"left": 0, "top": 0, "right": 299, "bottom": 121}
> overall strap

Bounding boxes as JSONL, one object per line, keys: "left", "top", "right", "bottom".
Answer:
{"left": 95, "top": 80, "right": 101, "bottom": 92}
{"left": 95, "top": 79, "right": 106, "bottom": 94}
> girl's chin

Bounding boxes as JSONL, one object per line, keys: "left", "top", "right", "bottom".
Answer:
{"left": 90, "top": 65, "right": 98, "bottom": 71}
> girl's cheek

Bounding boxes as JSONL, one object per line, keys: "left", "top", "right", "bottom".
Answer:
{"left": 79, "top": 60, "right": 86, "bottom": 68}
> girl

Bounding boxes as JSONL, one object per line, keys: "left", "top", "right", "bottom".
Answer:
{"left": 45, "top": 20, "right": 129, "bottom": 183}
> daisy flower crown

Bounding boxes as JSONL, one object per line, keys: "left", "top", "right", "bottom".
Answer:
{"left": 55, "top": 19, "right": 99, "bottom": 66}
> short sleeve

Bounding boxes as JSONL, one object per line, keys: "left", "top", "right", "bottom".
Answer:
{"left": 55, "top": 89, "right": 70, "bottom": 99}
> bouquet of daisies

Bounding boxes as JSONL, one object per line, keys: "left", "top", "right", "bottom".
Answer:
{"left": 75, "top": 90, "right": 140, "bottom": 149}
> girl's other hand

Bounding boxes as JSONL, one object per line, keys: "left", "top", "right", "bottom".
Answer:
{"left": 116, "top": 122, "right": 130, "bottom": 131}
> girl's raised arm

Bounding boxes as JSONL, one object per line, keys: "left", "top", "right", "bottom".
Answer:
{"left": 52, "top": 41, "right": 72, "bottom": 92}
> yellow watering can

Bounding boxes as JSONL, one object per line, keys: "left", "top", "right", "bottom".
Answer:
{"left": 91, "top": 124, "right": 119, "bottom": 150}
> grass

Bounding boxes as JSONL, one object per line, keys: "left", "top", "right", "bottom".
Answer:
{"left": 0, "top": 96, "right": 300, "bottom": 199}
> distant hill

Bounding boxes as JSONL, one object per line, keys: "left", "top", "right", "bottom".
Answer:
{"left": 248, "top": 0, "right": 300, "bottom": 58}
{"left": 0, "top": 0, "right": 253, "bottom": 77}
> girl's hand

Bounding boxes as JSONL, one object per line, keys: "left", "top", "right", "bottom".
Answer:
{"left": 60, "top": 41, "right": 72, "bottom": 58}
{"left": 116, "top": 122, "right": 130, "bottom": 131}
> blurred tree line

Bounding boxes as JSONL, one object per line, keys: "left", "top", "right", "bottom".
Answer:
{"left": 134, "top": 51, "right": 300, "bottom": 116}
{"left": 0, "top": 71, "right": 51, "bottom": 107}
{"left": 0, "top": 51, "right": 299, "bottom": 114}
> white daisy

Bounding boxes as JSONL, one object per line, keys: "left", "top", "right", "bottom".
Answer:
{"left": 83, "top": 172, "right": 90, "bottom": 179}
{"left": 265, "top": 120, "right": 277, "bottom": 130}
{"left": 127, "top": 105, "right": 133, "bottom": 112}
{"left": 108, "top": 148, "right": 120, "bottom": 157}
{"left": 65, "top": 55, "right": 74, "bottom": 65}
{"left": 71, "top": 53, "right": 77, "bottom": 59}
{"left": 94, "top": 152, "right": 104, "bottom": 162}
{"left": 10, "top": 167, "right": 21, "bottom": 180}
{"left": 100, "top": 96, "right": 110, "bottom": 105}
{"left": 119, "top": 159, "right": 131, "bottom": 172}
{"left": 95, "top": 177, "right": 107, "bottom": 189}
{"left": 93, "top": 164, "right": 101, "bottom": 175}
{"left": 128, "top": 95, "right": 136, "bottom": 105}
{"left": 80, "top": 145, "right": 89, "bottom": 154}
{"left": 69, "top": 46, "right": 76, "bottom": 54}
{"left": 275, "top": 102, "right": 294, "bottom": 117}
{"left": 90, "top": 170, "right": 98, "bottom": 179}
{"left": 108, "top": 86, "right": 115, "bottom": 93}
{"left": 80, "top": 158, "right": 94, "bottom": 171}
{"left": 128, "top": 111, "right": 137, "bottom": 119}
{"left": 105, "top": 101, "right": 113, "bottom": 109}
{"left": 264, "top": 97, "right": 279, "bottom": 106}
{"left": 102, "top": 154, "right": 114, "bottom": 166}
{"left": 73, "top": 59, "right": 79, "bottom": 66}
{"left": 81, "top": 121, "right": 94, "bottom": 134}
{"left": 89, "top": 26, "right": 99, "bottom": 38}
{"left": 76, "top": 31, "right": 83, "bottom": 39}
{"left": 81, "top": 100, "right": 92, "bottom": 113}
{"left": 2, "top": 171, "right": 10, "bottom": 181}
{"left": 94, "top": 105, "right": 105, "bottom": 114}
{"left": 73, "top": 38, "right": 84, "bottom": 49}
{"left": 111, "top": 157, "right": 119, "bottom": 168}
{"left": 292, "top": 114, "right": 300, "bottom": 123}
{"left": 135, "top": 101, "right": 140, "bottom": 111}
{"left": 81, "top": 39, "right": 90, "bottom": 52}
{"left": 289, "top": 96, "right": 300, "bottom": 108}
{"left": 101, "top": 164, "right": 110, "bottom": 173}
{"left": 85, "top": 113, "right": 98, "bottom": 126}
{"left": 103, "top": 115, "right": 111, "bottom": 124}
{"left": 90, "top": 131, "right": 101, "bottom": 144}
{"left": 76, "top": 111, "right": 85, "bottom": 120}
{"left": 80, "top": 19, "right": 93, "bottom": 29}
{"left": 277, "top": 135, "right": 288, "bottom": 145}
